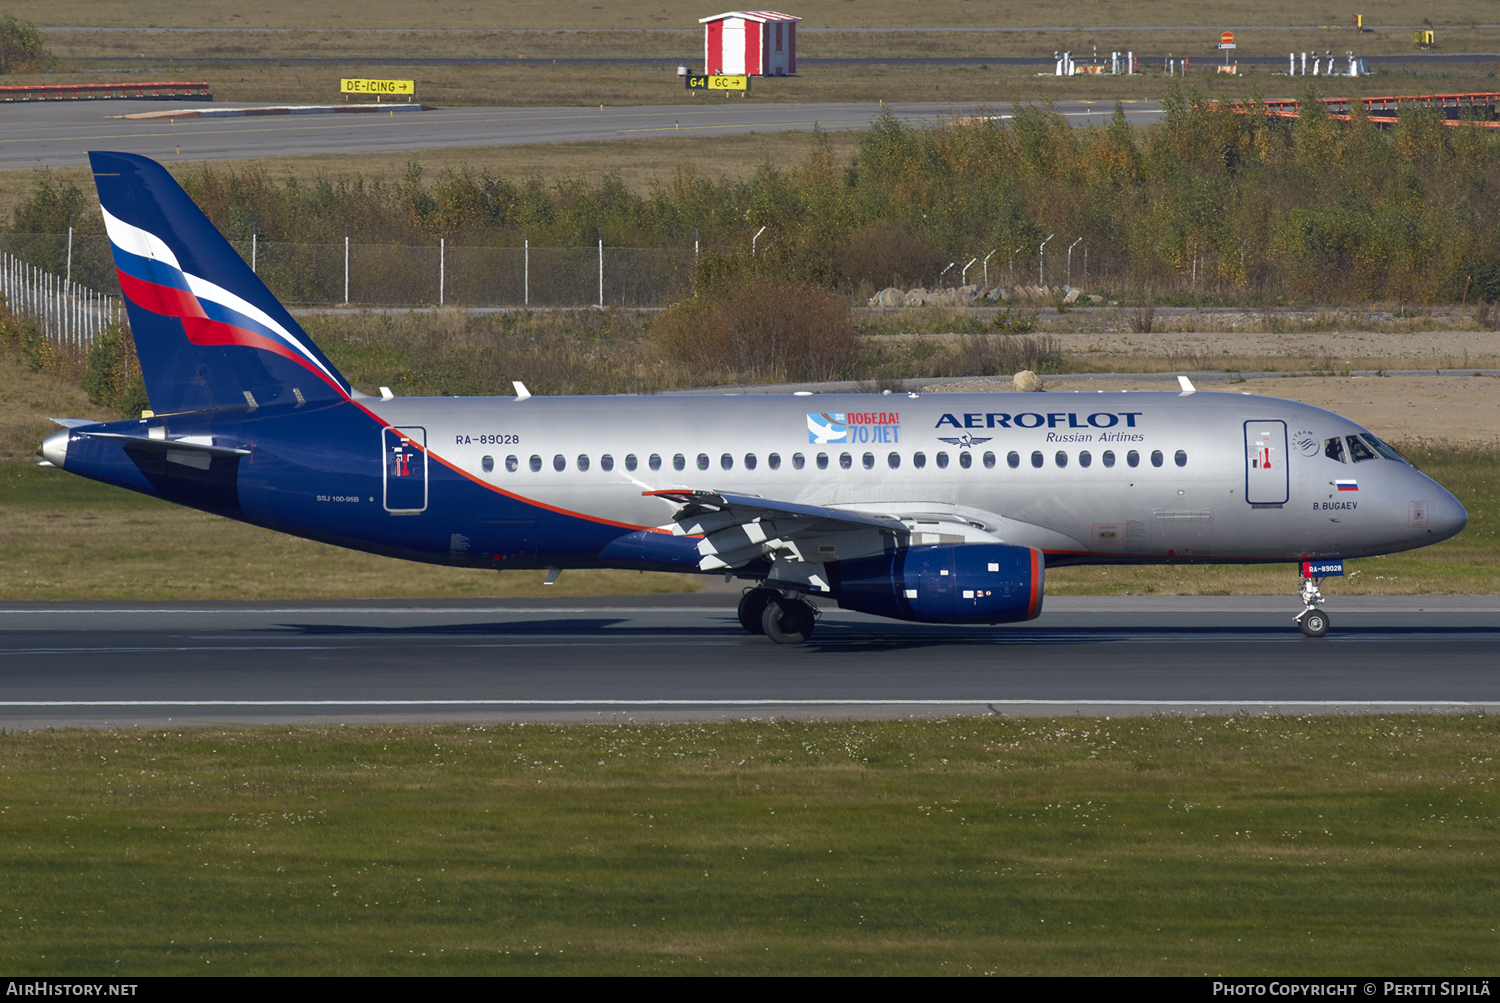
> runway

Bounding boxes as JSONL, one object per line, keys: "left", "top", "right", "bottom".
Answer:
{"left": 0, "top": 98, "right": 1162, "bottom": 170}
{"left": 1, "top": 595, "right": 1495, "bottom": 729}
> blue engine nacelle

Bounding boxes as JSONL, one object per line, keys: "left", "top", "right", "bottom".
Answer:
{"left": 833, "top": 543, "right": 1044, "bottom": 624}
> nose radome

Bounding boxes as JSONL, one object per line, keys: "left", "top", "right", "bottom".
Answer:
{"left": 40, "top": 429, "right": 69, "bottom": 468}
{"left": 1428, "top": 487, "right": 1468, "bottom": 544}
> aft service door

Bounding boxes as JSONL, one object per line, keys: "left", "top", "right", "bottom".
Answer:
{"left": 382, "top": 426, "right": 428, "bottom": 514}
{"left": 1244, "top": 420, "right": 1288, "bottom": 505}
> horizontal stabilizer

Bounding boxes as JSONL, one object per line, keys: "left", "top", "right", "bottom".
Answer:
{"left": 79, "top": 431, "right": 251, "bottom": 458}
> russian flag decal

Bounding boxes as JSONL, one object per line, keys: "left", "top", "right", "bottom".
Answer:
{"left": 1335, "top": 479, "right": 1358, "bottom": 491}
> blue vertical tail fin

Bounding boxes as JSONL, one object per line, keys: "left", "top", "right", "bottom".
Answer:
{"left": 90, "top": 151, "right": 351, "bottom": 414}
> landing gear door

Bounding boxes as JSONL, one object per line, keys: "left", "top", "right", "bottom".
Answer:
{"left": 383, "top": 426, "right": 428, "bottom": 514}
{"left": 1244, "top": 420, "right": 1288, "bottom": 505}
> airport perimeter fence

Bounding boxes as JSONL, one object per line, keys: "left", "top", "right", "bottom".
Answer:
{"left": 0, "top": 244, "right": 123, "bottom": 353}
{"left": 0, "top": 233, "right": 697, "bottom": 318}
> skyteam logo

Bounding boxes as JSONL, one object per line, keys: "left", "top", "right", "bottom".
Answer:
{"left": 808, "top": 412, "right": 847, "bottom": 444}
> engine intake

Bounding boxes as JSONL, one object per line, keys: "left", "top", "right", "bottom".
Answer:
{"left": 834, "top": 543, "right": 1044, "bottom": 624}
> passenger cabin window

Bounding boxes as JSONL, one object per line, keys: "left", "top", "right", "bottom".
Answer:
{"left": 672, "top": 453, "right": 685, "bottom": 471}
{"left": 983, "top": 451, "right": 996, "bottom": 469}
{"left": 649, "top": 453, "right": 662, "bottom": 471}
{"left": 530, "top": 455, "right": 542, "bottom": 472}
{"left": 1030, "top": 451, "right": 1043, "bottom": 469}
{"left": 1346, "top": 435, "right": 1377, "bottom": 462}
{"left": 1079, "top": 450, "right": 1091, "bottom": 468}
{"left": 506, "top": 455, "right": 518, "bottom": 473}
{"left": 888, "top": 452, "right": 900, "bottom": 469}
{"left": 1150, "top": 450, "right": 1164, "bottom": 467}
{"left": 840, "top": 452, "right": 853, "bottom": 470}
{"left": 600, "top": 454, "right": 614, "bottom": 472}
{"left": 816, "top": 453, "right": 828, "bottom": 470}
{"left": 1126, "top": 450, "right": 1140, "bottom": 468}
{"left": 1102, "top": 450, "right": 1115, "bottom": 468}
{"left": 959, "top": 452, "right": 972, "bottom": 469}
{"left": 793, "top": 453, "right": 805, "bottom": 470}
{"left": 744, "top": 453, "right": 757, "bottom": 470}
{"left": 481, "top": 455, "right": 494, "bottom": 473}
{"left": 863, "top": 452, "right": 875, "bottom": 470}
{"left": 1174, "top": 450, "right": 1187, "bottom": 467}
{"left": 1055, "top": 450, "right": 1068, "bottom": 468}
{"left": 914, "top": 451, "right": 927, "bottom": 469}
{"left": 697, "top": 453, "right": 710, "bottom": 471}
{"left": 553, "top": 454, "right": 567, "bottom": 472}
{"left": 768, "top": 453, "right": 781, "bottom": 470}
{"left": 936, "top": 452, "right": 950, "bottom": 469}
{"left": 720, "top": 453, "right": 733, "bottom": 470}
{"left": 1007, "top": 451, "right": 1020, "bottom": 469}
{"left": 625, "top": 454, "right": 638, "bottom": 471}
{"left": 576, "top": 454, "right": 590, "bottom": 472}
{"left": 1324, "top": 437, "right": 1346, "bottom": 463}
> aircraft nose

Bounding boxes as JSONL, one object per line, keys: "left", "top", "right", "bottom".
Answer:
{"left": 39, "top": 429, "right": 69, "bottom": 468}
{"left": 1426, "top": 486, "right": 1468, "bottom": 544}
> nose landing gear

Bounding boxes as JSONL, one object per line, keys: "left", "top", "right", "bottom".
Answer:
{"left": 1294, "top": 574, "right": 1330, "bottom": 637}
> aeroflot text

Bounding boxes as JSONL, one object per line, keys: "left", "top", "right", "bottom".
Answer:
{"left": 6, "top": 986, "right": 138, "bottom": 997}
{"left": 936, "top": 412, "right": 1143, "bottom": 430}
{"left": 1212, "top": 985, "right": 1491, "bottom": 997}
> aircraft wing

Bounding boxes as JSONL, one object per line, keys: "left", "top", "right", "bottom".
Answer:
{"left": 644, "top": 488, "right": 985, "bottom": 572}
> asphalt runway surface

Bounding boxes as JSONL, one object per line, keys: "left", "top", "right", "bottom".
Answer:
{"left": 0, "top": 99, "right": 1162, "bottom": 170}
{"left": 1, "top": 595, "right": 1495, "bottom": 729}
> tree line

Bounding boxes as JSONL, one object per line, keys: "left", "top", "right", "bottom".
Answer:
{"left": 10, "top": 86, "right": 1500, "bottom": 303}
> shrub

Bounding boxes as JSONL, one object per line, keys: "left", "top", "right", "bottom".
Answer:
{"left": 651, "top": 279, "right": 860, "bottom": 385}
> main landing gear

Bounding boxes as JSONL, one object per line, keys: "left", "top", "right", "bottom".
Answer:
{"left": 1294, "top": 574, "right": 1330, "bottom": 638}
{"left": 738, "top": 586, "right": 817, "bottom": 645}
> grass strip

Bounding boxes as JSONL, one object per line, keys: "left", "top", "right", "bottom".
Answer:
{"left": 0, "top": 715, "right": 1495, "bottom": 975}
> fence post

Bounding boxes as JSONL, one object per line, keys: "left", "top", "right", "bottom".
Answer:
{"left": 439, "top": 236, "right": 445, "bottom": 307}
{"left": 598, "top": 235, "right": 604, "bottom": 308}
{"left": 344, "top": 235, "right": 350, "bottom": 305}
{"left": 524, "top": 238, "right": 529, "bottom": 306}
{"left": 66, "top": 224, "right": 73, "bottom": 285}
{"left": 252, "top": 232, "right": 257, "bottom": 274}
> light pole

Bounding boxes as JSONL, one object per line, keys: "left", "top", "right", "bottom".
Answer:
{"left": 960, "top": 256, "right": 977, "bottom": 285}
{"left": 1066, "top": 237, "right": 1083, "bottom": 286}
{"left": 1038, "top": 234, "right": 1055, "bottom": 287}
{"left": 982, "top": 248, "right": 996, "bottom": 287}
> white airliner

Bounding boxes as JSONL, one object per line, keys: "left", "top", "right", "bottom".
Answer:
{"left": 39, "top": 152, "right": 1469, "bottom": 644}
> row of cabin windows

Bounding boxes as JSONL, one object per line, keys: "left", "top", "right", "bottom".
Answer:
{"left": 477, "top": 448, "right": 1189, "bottom": 474}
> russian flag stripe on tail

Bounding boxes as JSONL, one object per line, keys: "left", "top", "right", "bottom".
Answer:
{"left": 90, "top": 151, "right": 351, "bottom": 414}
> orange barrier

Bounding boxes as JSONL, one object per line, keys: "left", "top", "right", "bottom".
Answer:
{"left": 0, "top": 81, "right": 211, "bottom": 102}
{"left": 1225, "top": 92, "right": 1500, "bottom": 128}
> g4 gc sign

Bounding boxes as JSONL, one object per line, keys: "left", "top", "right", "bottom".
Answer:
{"left": 686, "top": 74, "right": 749, "bottom": 91}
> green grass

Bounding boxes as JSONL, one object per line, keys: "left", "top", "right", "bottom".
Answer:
{"left": 0, "top": 715, "right": 1496, "bottom": 975}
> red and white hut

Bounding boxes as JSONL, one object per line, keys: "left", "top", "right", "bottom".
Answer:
{"left": 699, "top": 11, "right": 800, "bottom": 76}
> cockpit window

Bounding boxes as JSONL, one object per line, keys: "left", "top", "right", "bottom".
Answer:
{"left": 1324, "top": 437, "right": 1346, "bottom": 463}
{"left": 1360, "top": 433, "right": 1409, "bottom": 464}
{"left": 1345, "top": 435, "right": 1377, "bottom": 462}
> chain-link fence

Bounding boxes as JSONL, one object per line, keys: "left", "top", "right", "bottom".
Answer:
{"left": 1, "top": 233, "right": 696, "bottom": 309}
